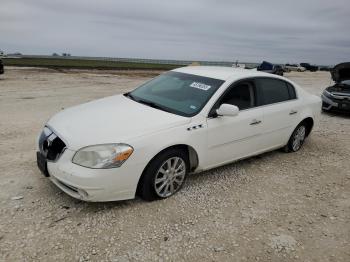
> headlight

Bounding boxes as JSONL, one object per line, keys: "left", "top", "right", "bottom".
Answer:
{"left": 72, "top": 143, "right": 133, "bottom": 169}
{"left": 323, "top": 90, "right": 334, "bottom": 98}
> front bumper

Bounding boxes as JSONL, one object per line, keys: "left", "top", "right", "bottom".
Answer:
{"left": 321, "top": 94, "right": 350, "bottom": 112}
{"left": 39, "top": 149, "right": 145, "bottom": 202}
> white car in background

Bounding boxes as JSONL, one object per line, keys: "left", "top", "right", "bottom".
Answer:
{"left": 37, "top": 67, "right": 321, "bottom": 202}
{"left": 285, "top": 64, "right": 306, "bottom": 72}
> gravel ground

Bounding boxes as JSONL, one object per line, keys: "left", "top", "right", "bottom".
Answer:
{"left": 0, "top": 67, "right": 349, "bottom": 262}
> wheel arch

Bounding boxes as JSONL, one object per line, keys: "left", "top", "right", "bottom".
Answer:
{"left": 136, "top": 144, "right": 199, "bottom": 194}
{"left": 300, "top": 117, "right": 314, "bottom": 137}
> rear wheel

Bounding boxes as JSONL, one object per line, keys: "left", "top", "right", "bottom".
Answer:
{"left": 284, "top": 124, "right": 307, "bottom": 152}
{"left": 138, "top": 149, "right": 189, "bottom": 201}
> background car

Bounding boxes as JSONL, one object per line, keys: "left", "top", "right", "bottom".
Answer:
{"left": 319, "top": 66, "right": 331, "bottom": 71}
{"left": 257, "top": 61, "right": 284, "bottom": 76}
{"left": 300, "top": 63, "right": 318, "bottom": 72}
{"left": 281, "top": 65, "right": 291, "bottom": 73}
{"left": 37, "top": 67, "right": 321, "bottom": 202}
{"left": 285, "top": 64, "right": 306, "bottom": 72}
{"left": 322, "top": 62, "right": 350, "bottom": 112}
{"left": 0, "top": 59, "right": 4, "bottom": 75}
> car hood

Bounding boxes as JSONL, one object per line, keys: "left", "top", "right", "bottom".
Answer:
{"left": 47, "top": 94, "right": 191, "bottom": 150}
{"left": 331, "top": 62, "right": 350, "bottom": 83}
{"left": 326, "top": 84, "right": 350, "bottom": 95}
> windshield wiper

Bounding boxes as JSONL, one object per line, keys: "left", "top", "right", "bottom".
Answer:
{"left": 125, "top": 93, "right": 171, "bottom": 113}
{"left": 136, "top": 99, "right": 171, "bottom": 113}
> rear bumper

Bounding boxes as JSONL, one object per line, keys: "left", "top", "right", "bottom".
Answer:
{"left": 45, "top": 149, "right": 145, "bottom": 202}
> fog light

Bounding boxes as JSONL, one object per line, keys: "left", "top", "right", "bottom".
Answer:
{"left": 77, "top": 189, "right": 88, "bottom": 199}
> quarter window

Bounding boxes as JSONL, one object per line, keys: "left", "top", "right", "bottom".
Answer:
{"left": 287, "top": 83, "right": 297, "bottom": 99}
{"left": 256, "top": 78, "right": 296, "bottom": 105}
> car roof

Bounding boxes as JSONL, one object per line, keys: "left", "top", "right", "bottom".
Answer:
{"left": 173, "top": 66, "right": 277, "bottom": 81}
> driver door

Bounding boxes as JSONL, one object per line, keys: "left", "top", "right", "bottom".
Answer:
{"left": 205, "top": 80, "right": 265, "bottom": 168}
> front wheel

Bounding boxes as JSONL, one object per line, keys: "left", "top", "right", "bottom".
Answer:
{"left": 138, "top": 149, "right": 189, "bottom": 201}
{"left": 284, "top": 124, "right": 307, "bottom": 152}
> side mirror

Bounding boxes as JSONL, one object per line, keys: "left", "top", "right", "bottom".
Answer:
{"left": 216, "top": 104, "right": 239, "bottom": 117}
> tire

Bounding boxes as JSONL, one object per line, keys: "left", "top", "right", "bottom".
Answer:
{"left": 137, "top": 148, "right": 189, "bottom": 201}
{"left": 284, "top": 123, "right": 307, "bottom": 153}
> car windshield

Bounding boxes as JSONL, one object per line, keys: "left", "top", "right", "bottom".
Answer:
{"left": 127, "top": 71, "right": 224, "bottom": 117}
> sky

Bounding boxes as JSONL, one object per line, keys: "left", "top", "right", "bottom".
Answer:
{"left": 1, "top": 0, "right": 349, "bottom": 65}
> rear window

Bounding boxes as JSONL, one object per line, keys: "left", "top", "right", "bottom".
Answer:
{"left": 256, "top": 78, "right": 296, "bottom": 105}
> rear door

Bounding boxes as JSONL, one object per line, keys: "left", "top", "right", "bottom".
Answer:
{"left": 254, "top": 78, "right": 301, "bottom": 149}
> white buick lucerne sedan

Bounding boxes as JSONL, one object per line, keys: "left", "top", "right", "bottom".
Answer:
{"left": 37, "top": 66, "right": 321, "bottom": 202}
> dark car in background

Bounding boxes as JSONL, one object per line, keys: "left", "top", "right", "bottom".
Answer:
{"left": 257, "top": 61, "right": 284, "bottom": 76}
{"left": 300, "top": 63, "right": 318, "bottom": 72}
{"left": 0, "top": 59, "right": 4, "bottom": 75}
{"left": 322, "top": 62, "right": 350, "bottom": 112}
{"left": 319, "top": 66, "right": 330, "bottom": 71}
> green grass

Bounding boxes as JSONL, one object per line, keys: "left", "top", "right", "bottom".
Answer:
{"left": 2, "top": 57, "right": 183, "bottom": 70}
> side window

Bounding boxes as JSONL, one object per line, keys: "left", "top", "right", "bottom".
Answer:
{"left": 256, "top": 78, "right": 293, "bottom": 105}
{"left": 220, "top": 82, "right": 255, "bottom": 110}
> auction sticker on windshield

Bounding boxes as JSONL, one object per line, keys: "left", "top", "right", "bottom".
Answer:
{"left": 190, "top": 82, "right": 211, "bottom": 91}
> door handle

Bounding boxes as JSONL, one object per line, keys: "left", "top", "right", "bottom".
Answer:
{"left": 250, "top": 119, "right": 262, "bottom": 125}
{"left": 289, "top": 110, "right": 298, "bottom": 115}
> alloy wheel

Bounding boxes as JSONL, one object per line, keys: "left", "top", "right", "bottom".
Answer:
{"left": 292, "top": 125, "right": 306, "bottom": 151}
{"left": 154, "top": 157, "right": 186, "bottom": 198}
